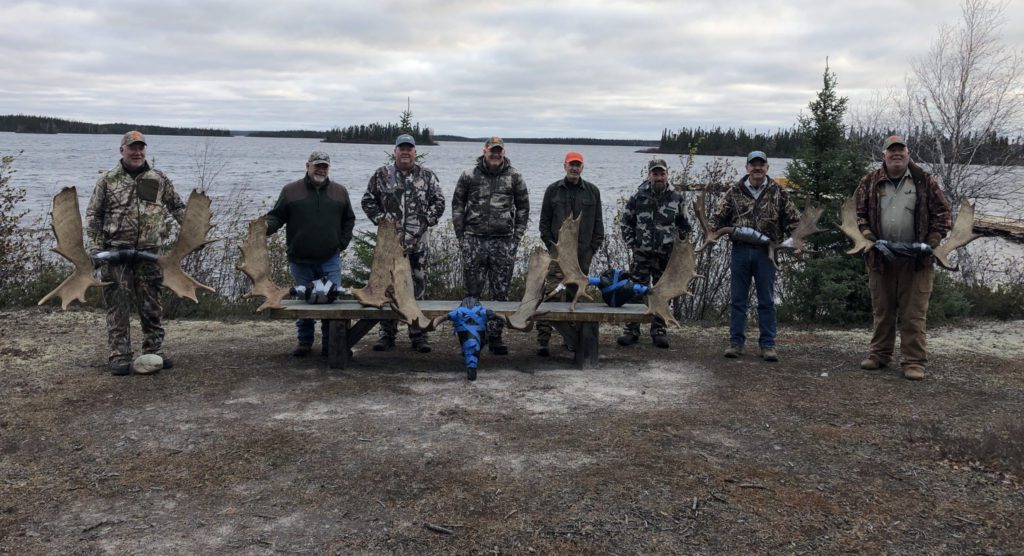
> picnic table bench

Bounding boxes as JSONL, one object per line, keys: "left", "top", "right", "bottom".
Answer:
{"left": 269, "top": 299, "right": 653, "bottom": 370}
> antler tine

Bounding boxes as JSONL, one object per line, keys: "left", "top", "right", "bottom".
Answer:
{"left": 646, "top": 237, "right": 700, "bottom": 328}
{"left": 692, "top": 191, "right": 732, "bottom": 252}
{"left": 790, "top": 204, "right": 825, "bottom": 252}
{"left": 838, "top": 196, "right": 874, "bottom": 255}
{"left": 159, "top": 189, "right": 216, "bottom": 302}
{"left": 38, "top": 187, "right": 111, "bottom": 309}
{"left": 351, "top": 219, "right": 432, "bottom": 328}
{"left": 237, "top": 216, "right": 289, "bottom": 312}
{"left": 549, "top": 213, "right": 593, "bottom": 309}
{"left": 933, "top": 198, "right": 984, "bottom": 271}
{"left": 501, "top": 246, "right": 553, "bottom": 331}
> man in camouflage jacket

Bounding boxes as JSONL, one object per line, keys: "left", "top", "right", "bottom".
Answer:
{"left": 361, "top": 134, "right": 445, "bottom": 353}
{"left": 267, "top": 151, "right": 356, "bottom": 357}
{"left": 535, "top": 151, "right": 605, "bottom": 356}
{"left": 451, "top": 136, "right": 530, "bottom": 354}
{"left": 854, "top": 136, "right": 950, "bottom": 380}
{"left": 86, "top": 131, "right": 187, "bottom": 376}
{"left": 618, "top": 159, "right": 691, "bottom": 349}
{"left": 710, "top": 151, "right": 800, "bottom": 362}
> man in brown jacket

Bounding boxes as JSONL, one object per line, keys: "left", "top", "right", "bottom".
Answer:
{"left": 854, "top": 136, "right": 951, "bottom": 380}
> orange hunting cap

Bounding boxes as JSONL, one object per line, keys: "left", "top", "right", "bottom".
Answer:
{"left": 564, "top": 151, "right": 584, "bottom": 164}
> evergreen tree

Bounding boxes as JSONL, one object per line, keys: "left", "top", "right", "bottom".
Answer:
{"left": 779, "top": 63, "right": 872, "bottom": 324}
{"left": 786, "top": 62, "right": 868, "bottom": 252}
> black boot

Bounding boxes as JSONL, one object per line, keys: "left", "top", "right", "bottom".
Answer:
{"left": 488, "top": 336, "right": 509, "bottom": 355}
{"left": 373, "top": 336, "right": 395, "bottom": 352}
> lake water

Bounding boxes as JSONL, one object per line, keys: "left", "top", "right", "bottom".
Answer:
{"left": 1, "top": 132, "right": 761, "bottom": 234}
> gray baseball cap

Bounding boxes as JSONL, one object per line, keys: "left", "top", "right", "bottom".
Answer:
{"left": 746, "top": 150, "right": 768, "bottom": 163}
{"left": 307, "top": 151, "right": 331, "bottom": 165}
{"left": 394, "top": 134, "right": 416, "bottom": 147}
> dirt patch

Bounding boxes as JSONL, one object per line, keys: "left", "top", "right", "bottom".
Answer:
{"left": 2, "top": 308, "right": 1023, "bottom": 554}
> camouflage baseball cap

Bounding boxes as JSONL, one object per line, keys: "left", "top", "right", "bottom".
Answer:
{"left": 882, "top": 135, "right": 907, "bottom": 150}
{"left": 307, "top": 151, "right": 331, "bottom": 165}
{"left": 121, "top": 130, "right": 146, "bottom": 146}
{"left": 394, "top": 134, "right": 416, "bottom": 147}
{"left": 485, "top": 136, "right": 504, "bottom": 150}
{"left": 648, "top": 159, "right": 668, "bottom": 172}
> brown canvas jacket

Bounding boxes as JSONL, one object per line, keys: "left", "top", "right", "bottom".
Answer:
{"left": 854, "top": 161, "right": 951, "bottom": 271}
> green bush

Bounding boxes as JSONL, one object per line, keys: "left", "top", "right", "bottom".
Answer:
{"left": 962, "top": 282, "right": 1024, "bottom": 320}
{"left": 778, "top": 255, "right": 871, "bottom": 324}
{"left": 927, "top": 271, "right": 972, "bottom": 323}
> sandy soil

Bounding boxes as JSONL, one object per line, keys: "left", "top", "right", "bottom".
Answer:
{"left": 1, "top": 308, "right": 1022, "bottom": 554}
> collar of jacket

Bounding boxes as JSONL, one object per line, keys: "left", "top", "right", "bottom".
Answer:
{"left": 304, "top": 175, "right": 330, "bottom": 190}
{"left": 558, "top": 177, "right": 587, "bottom": 190}
{"left": 393, "top": 162, "right": 421, "bottom": 178}
{"left": 476, "top": 155, "right": 511, "bottom": 176}
{"left": 734, "top": 175, "right": 778, "bottom": 198}
{"left": 868, "top": 161, "right": 926, "bottom": 189}
{"left": 119, "top": 160, "right": 151, "bottom": 178}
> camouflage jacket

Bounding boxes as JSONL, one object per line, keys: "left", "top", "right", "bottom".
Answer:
{"left": 86, "top": 161, "right": 187, "bottom": 252}
{"left": 539, "top": 178, "right": 605, "bottom": 268}
{"left": 854, "top": 161, "right": 951, "bottom": 271}
{"left": 709, "top": 176, "right": 800, "bottom": 243}
{"left": 452, "top": 156, "right": 529, "bottom": 242}
{"left": 620, "top": 181, "right": 691, "bottom": 255}
{"left": 361, "top": 164, "right": 445, "bottom": 252}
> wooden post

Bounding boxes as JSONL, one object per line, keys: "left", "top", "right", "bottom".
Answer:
{"left": 327, "top": 319, "right": 351, "bottom": 369}
{"left": 575, "top": 322, "right": 599, "bottom": 369}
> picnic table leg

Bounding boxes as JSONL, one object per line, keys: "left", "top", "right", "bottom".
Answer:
{"left": 327, "top": 319, "right": 351, "bottom": 369}
{"left": 575, "top": 322, "right": 599, "bottom": 369}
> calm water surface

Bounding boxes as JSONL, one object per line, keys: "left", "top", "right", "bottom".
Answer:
{"left": 1, "top": 132, "right": 763, "bottom": 234}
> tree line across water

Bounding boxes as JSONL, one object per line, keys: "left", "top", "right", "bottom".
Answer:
{"left": 0, "top": 115, "right": 230, "bottom": 137}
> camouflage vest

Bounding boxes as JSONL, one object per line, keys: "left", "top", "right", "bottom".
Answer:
{"left": 86, "top": 162, "right": 186, "bottom": 252}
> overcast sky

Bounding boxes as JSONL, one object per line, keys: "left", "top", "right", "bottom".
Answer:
{"left": 2, "top": 0, "right": 1022, "bottom": 138}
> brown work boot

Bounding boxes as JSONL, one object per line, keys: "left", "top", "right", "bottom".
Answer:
{"left": 860, "top": 357, "right": 887, "bottom": 370}
{"left": 724, "top": 345, "right": 743, "bottom": 358}
{"left": 903, "top": 365, "right": 927, "bottom": 380}
{"left": 760, "top": 347, "right": 779, "bottom": 362}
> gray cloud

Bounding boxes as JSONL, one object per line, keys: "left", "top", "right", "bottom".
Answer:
{"left": 1, "top": 0, "right": 1020, "bottom": 137}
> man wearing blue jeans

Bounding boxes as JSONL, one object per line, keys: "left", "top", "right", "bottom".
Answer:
{"left": 710, "top": 151, "right": 800, "bottom": 361}
{"left": 266, "top": 151, "right": 356, "bottom": 356}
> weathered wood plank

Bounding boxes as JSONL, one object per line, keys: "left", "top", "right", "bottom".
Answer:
{"left": 268, "top": 300, "right": 653, "bottom": 324}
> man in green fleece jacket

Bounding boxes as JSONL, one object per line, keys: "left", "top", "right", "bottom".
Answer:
{"left": 266, "top": 151, "right": 356, "bottom": 357}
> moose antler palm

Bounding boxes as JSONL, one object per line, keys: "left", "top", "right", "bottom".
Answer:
{"left": 237, "top": 216, "right": 290, "bottom": 311}
{"left": 692, "top": 191, "right": 733, "bottom": 252}
{"left": 500, "top": 246, "right": 553, "bottom": 332}
{"left": 838, "top": 197, "right": 875, "bottom": 255}
{"left": 350, "top": 220, "right": 432, "bottom": 330}
{"left": 37, "top": 187, "right": 111, "bottom": 309}
{"left": 39, "top": 187, "right": 215, "bottom": 309}
{"left": 546, "top": 213, "right": 593, "bottom": 308}
{"left": 645, "top": 237, "right": 700, "bottom": 327}
{"left": 933, "top": 198, "right": 984, "bottom": 271}
{"left": 159, "top": 190, "right": 216, "bottom": 302}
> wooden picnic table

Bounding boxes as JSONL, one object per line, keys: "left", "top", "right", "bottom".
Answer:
{"left": 269, "top": 299, "right": 653, "bottom": 370}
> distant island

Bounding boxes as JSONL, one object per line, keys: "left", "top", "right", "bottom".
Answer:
{"left": 0, "top": 114, "right": 230, "bottom": 137}
{"left": 323, "top": 122, "right": 436, "bottom": 146}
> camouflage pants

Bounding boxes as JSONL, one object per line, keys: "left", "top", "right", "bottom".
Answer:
{"left": 461, "top": 235, "right": 517, "bottom": 339}
{"left": 536, "top": 259, "right": 589, "bottom": 345}
{"left": 623, "top": 250, "right": 670, "bottom": 338}
{"left": 99, "top": 261, "right": 164, "bottom": 365}
{"left": 379, "top": 250, "right": 428, "bottom": 340}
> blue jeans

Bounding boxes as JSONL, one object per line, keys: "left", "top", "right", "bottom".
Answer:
{"left": 729, "top": 243, "right": 777, "bottom": 348}
{"left": 289, "top": 254, "right": 342, "bottom": 346}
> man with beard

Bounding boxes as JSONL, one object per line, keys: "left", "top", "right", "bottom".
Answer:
{"left": 451, "top": 136, "right": 530, "bottom": 355}
{"left": 266, "top": 151, "right": 356, "bottom": 357}
{"left": 618, "top": 158, "right": 690, "bottom": 349}
{"left": 710, "top": 151, "right": 800, "bottom": 362}
{"left": 854, "top": 136, "right": 950, "bottom": 380}
{"left": 535, "top": 151, "right": 604, "bottom": 356}
{"left": 362, "top": 134, "right": 445, "bottom": 353}
{"left": 86, "top": 131, "right": 187, "bottom": 375}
